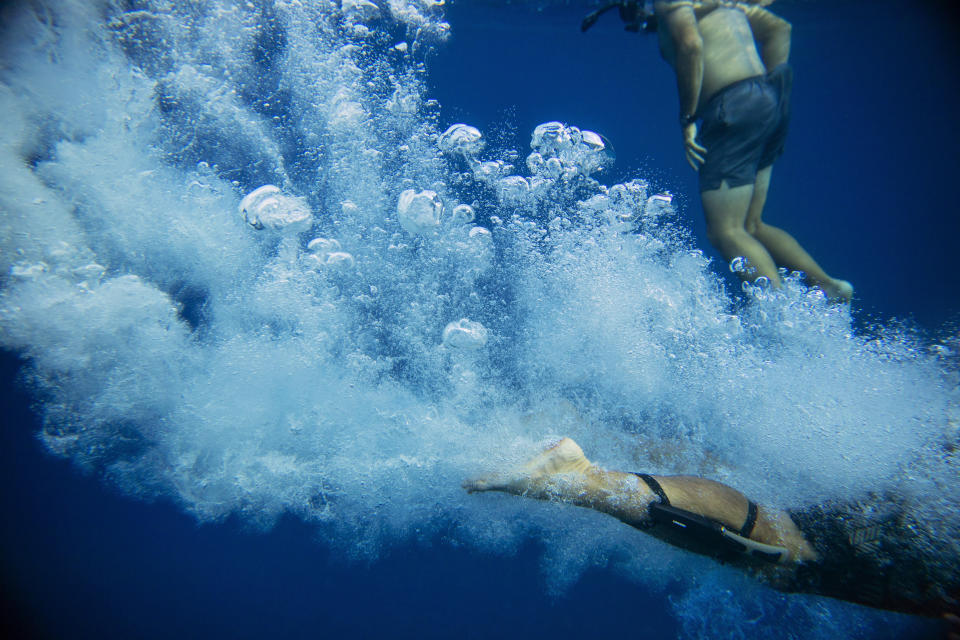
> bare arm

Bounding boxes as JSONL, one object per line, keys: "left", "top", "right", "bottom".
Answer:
{"left": 656, "top": 2, "right": 704, "bottom": 120}
{"left": 655, "top": 2, "right": 708, "bottom": 169}
{"left": 743, "top": 4, "right": 791, "bottom": 69}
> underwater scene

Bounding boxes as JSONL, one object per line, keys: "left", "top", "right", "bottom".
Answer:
{"left": 0, "top": 0, "right": 957, "bottom": 638}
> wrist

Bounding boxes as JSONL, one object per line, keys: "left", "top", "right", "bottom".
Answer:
{"left": 680, "top": 112, "right": 697, "bottom": 127}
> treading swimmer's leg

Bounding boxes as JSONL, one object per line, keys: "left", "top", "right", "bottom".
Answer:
{"left": 701, "top": 181, "right": 782, "bottom": 286}
{"left": 747, "top": 167, "right": 853, "bottom": 301}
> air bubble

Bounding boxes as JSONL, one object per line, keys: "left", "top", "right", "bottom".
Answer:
{"left": 442, "top": 318, "right": 489, "bottom": 350}
{"left": 729, "top": 256, "right": 750, "bottom": 274}
{"left": 306, "top": 249, "right": 354, "bottom": 270}
{"left": 397, "top": 189, "right": 443, "bottom": 235}
{"left": 341, "top": 0, "right": 380, "bottom": 22}
{"left": 330, "top": 98, "right": 367, "bottom": 129}
{"left": 544, "top": 157, "right": 563, "bottom": 179}
{"left": 72, "top": 263, "right": 106, "bottom": 284}
{"left": 308, "top": 237, "right": 342, "bottom": 257}
{"left": 531, "top": 121, "right": 568, "bottom": 154}
{"left": 324, "top": 252, "right": 355, "bottom": 269}
{"left": 438, "top": 124, "right": 484, "bottom": 157}
{"left": 468, "top": 226, "right": 491, "bottom": 241}
{"left": 498, "top": 176, "right": 530, "bottom": 203}
{"left": 451, "top": 204, "right": 475, "bottom": 224}
{"left": 10, "top": 262, "right": 49, "bottom": 280}
{"left": 581, "top": 130, "right": 605, "bottom": 151}
{"left": 526, "top": 152, "right": 544, "bottom": 174}
{"left": 239, "top": 185, "right": 313, "bottom": 235}
{"left": 476, "top": 160, "right": 507, "bottom": 181}
{"left": 644, "top": 193, "right": 674, "bottom": 219}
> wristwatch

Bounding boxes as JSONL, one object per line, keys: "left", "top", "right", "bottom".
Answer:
{"left": 680, "top": 112, "right": 697, "bottom": 127}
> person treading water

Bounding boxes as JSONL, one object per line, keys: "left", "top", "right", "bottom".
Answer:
{"left": 465, "top": 437, "right": 958, "bottom": 621}
{"left": 583, "top": 0, "right": 853, "bottom": 300}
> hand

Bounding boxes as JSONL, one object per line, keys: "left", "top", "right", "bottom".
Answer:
{"left": 683, "top": 122, "right": 707, "bottom": 170}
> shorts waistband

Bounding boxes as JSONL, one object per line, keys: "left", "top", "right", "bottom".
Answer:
{"left": 698, "top": 63, "right": 791, "bottom": 119}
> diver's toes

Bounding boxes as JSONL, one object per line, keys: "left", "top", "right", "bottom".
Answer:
{"left": 463, "top": 476, "right": 490, "bottom": 493}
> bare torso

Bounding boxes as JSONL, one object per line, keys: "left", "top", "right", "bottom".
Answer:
{"left": 659, "top": 4, "right": 767, "bottom": 109}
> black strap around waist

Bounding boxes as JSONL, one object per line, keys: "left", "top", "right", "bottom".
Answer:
{"left": 633, "top": 472, "right": 759, "bottom": 538}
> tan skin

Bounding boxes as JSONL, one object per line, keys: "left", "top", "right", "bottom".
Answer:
{"left": 466, "top": 437, "right": 960, "bottom": 618}
{"left": 654, "top": 1, "right": 851, "bottom": 300}
{"left": 464, "top": 437, "right": 818, "bottom": 565}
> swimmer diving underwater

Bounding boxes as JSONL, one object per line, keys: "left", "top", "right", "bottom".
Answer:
{"left": 459, "top": 1, "right": 956, "bottom": 621}
{"left": 584, "top": 0, "right": 853, "bottom": 301}
{"left": 465, "top": 437, "right": 960, "bottom": 620}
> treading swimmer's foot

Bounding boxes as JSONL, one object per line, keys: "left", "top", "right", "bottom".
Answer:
{"left": 823, "top": 278, "right": 854, "bottom": 303}
{"left": 463, "top": 437, "right": 592, "bottom": 494}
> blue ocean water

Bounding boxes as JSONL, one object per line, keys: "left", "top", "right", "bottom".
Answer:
{"left": 0, "top": 1, "right": 956, "bottom": 639}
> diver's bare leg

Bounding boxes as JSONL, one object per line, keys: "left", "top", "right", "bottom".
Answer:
{"left": 701, "top": 181, "right": 783, "bottom": 286}
{"left": 746, "top": 167, "right": 853, "bottom": 301}
{"left": 463, "top": 438, "right": 655, "bottom": 525}
{"left": 464, "top": 438, "right": 816, "bottom": 561}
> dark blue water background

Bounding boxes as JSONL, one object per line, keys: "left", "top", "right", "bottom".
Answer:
{"left": 2, "top": 1, "right": 957, "bottom": 638}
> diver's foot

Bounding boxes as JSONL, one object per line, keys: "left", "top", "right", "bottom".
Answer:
{"left": 463, "top": 437, "right": 592, "bottom": 494}
{"left": 822, "top": 278, "right": 853, "bottom": 303}
{"left": 521, "top": 437, "right": 592, "bottom": 477}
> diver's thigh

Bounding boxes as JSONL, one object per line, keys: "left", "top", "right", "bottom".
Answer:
{"left": 745, "top": 167, "right": 773, "bottom": 230}
{"left": 701, "top": 183, "right": 755, "bottom": 232}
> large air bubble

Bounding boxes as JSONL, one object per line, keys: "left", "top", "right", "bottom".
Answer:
{"left": 397, "top": 188, "right": 443, "bottom": 234}
{"left": 239, "top": 185, "right": 313, "bottom": 234}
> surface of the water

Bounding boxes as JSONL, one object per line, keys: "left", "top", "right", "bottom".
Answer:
{"left": 0, "top": 1, "right": 957, "bottom": 638}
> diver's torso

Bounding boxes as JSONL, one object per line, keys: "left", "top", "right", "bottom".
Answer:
{"left": 659, "top": 4, "right": 767, "bottom": 109}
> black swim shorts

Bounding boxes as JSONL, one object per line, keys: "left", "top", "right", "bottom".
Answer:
{"left": 784, "top": 499, "right": 948, "bottom": 617}
{"left": 697, "top": 63, "right": 793, "bottom": 192}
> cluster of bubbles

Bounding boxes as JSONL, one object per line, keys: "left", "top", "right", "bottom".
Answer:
{"left": 306, "top": 236, "right": 355, "bottom": 270}
{"left": 0, "top": 1, "right": 955, "bottom": 638}
{"left": 438, "top": 120, "right": 616, "bottom": 206}
{"left": 527, "top": 121, "right": 613, "bottom": 180}
{"left": 340, "top": 0, "right": 450, "bottom": 42}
